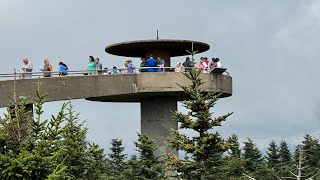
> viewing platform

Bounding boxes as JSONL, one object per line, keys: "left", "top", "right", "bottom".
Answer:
{"left": 0, "top": 72, "right": 232, "bottom": 108}
{"left": 0, "top": 38, "right": 233, "bottom": 156}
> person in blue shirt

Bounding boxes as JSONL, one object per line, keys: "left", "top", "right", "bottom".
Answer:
{"left": 111, "top": 66, "right": 119, "bottom": 74}
{"left": 59, "top": 62, "right": 68, "bottom": 76}
{"left": 157, "top": 56, "right": 166, "bottom": 72}
{"left": 127, "top": 60, "right": 134, "bottom": 74}
{"left": 94, "top": 58, "right": 103, "bottom": 74}
{"left": 145, "top": 55, "right": 157, "bottom": 72}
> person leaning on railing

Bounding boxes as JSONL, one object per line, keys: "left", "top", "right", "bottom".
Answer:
{"left": 20, "top": 58, "right": 33, "bottom": 79}
{"left": 175, "top": 62, "right": 184, "bottom": 72}
{"left": 157, "top": 56, "right": 166, "bottom": 72}
{"left": 59, "top": 62, "right": 68, "bottom": 76}
{"left": 94, "top": 58, "right": 103, "bottom": 75}
{"left": 87, "top": 56, "right": 95, "bottom": 75}
{"left": 126, "top": 60, "right": 134, "bottom": 74}
{"left": 182, "top": 57, "right": 193, "bottom": 72}
{"left": 146, "top": 54, "right": 157, "bottom": 72}
{"left": 40, "top": 58, "right": 53, "bottom": 77}
{"left": 139, "top": 57, "right": 148, "bottom": 72}
{"left": 111, "top": 66, "right": 119, "bottom": 75}
{"left": 209, "top": 57, "right": 223, "bottom": 71}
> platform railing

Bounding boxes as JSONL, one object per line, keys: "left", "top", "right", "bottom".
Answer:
{"left": 0, "top": 66, "right": 227, "bottom": 80}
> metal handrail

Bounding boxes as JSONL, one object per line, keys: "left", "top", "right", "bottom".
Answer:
{"left": 0, "top": 66, "right": 224, "bottom": 79}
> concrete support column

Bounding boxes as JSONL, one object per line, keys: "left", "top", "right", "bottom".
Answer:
{"left": 141, "top": 96, "right": 178, "bottom": 156}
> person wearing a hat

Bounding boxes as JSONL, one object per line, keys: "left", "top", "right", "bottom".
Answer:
{"left": 140, "top": 57, "right": 148, "bottom": 72}
{"left": 182, "top": 57, "right": 193, "bottom": 72}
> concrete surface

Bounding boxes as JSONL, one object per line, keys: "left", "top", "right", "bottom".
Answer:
{"left": 105, "top": 39, "right": 210, "bottom": 67}
{"left": 105, "top": 39, "right": 210, "bottom": 57}
{"left": 0, "top": 72, "right": 232, "bottom": 154}
{"left": 0, "top": 72, "right": 232, "bottom": 108}
{"left": 141, "top": 96, "right": 178, "bottom": 156}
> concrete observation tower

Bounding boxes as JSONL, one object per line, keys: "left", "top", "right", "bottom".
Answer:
{"left": 91, "top": 39, "right": 232, "bottom": 155}
{"left": 0, "top": 38, "right": 232, "bottom": 156}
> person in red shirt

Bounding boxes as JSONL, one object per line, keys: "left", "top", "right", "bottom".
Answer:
{"left": 203, "top": 57, "right": 209, "bottom": 67}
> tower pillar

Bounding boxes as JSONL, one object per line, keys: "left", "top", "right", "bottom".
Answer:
{"left": 141, "top": 96, "right": 178, "bottom": 156}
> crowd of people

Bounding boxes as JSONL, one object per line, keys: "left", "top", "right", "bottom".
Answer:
{"left": 175, "top": 56, "right": 223, "bottom": 73}
{"left": 18, "top": 55, "right": 223, "bottom": 79}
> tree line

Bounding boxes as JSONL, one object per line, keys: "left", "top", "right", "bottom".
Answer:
{"left": 0, "top": 67, "right": 319, "bottom": 179}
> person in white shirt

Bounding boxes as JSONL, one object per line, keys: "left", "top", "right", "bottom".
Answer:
{"left": 215, "top": 58, "right": 223, "bottom": 68}
{"left": 175, "top": 62, "right": 184, "bottom": 72}
{"left": 20, "top": 58, "right": 33, "bottom": 79}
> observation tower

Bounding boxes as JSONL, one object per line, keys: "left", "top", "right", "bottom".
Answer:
{"left": 0, "top": 38, "right": 232, "bottom": 156}
{"left": 101, "top": 39, "right": 232, "bottom": 155}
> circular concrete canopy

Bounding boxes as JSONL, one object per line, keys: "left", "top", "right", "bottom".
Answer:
{"left": 105, "top": 39, "right": 210, "bottom": 57}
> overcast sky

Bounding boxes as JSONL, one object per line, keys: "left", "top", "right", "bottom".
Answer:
{"left": 1, "top": 0, "right": 320, "bottom": 154}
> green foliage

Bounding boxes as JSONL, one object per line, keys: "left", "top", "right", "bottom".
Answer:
{"left": 276, "top": 140, "right": 293, "bottom": 178}
{"left": 266, "top": 140, "right": 280, "bottom": 168}
{"left": 223, "top": 134, "right": 245, "bottom": 179}
{"left": 108, "top": 139, "right": 126, "bottom": 178}
{"left": 60, "top": 103, "right": 89, "bottom": 179}
{"left": 166, "top": 53, "right": 233, "bottom": 179}
{"left": 0, "top": 87, "right": 109, "bottom": 179}
{"left": 121, "top": 155, "right": 141, "bottom": 180}
{"left": 134, "top": 133, "right": 165, "bottom": 180}
{"left": 242, "top": 138, "right": 263, "bottom": 175}
{"left": 106, "top": 134, "right": 166, "bottom": 180}
{"left": 228, "top": 134, "right": 242, "bottom": 158}
{"left": 0, "top": 99, "right": 32, "bottom": 153}
{"left": 84, "top": 143, "right": 109, "bottom": 180}
{"left": 296, "top": 134, "right": 320, "bottom": 178}
{"left": 279, "top": 140, "right": 292, "bottom": 165}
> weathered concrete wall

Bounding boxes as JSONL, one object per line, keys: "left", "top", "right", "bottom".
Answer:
{"left": 141, "top": 96, "right": 178, "bottom": 156}
{"left": 0, "top": 73, "right": 232, "bottom": 108}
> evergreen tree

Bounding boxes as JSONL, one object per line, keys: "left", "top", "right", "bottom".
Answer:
{"left": 0, "top": 99, "right": 32, "bottom": 153}
{"left": 61, "top": 103, "right": 89, "bottom": 179}
{"left": 167, "top": 51, "right": 233, "bottom": 180}
{"left": 228, "top": 134, "right": 241, "bottom": 158}
{"left": 289, "top": 144, "right": 318, "bottom": 180}
{"left": 223, "top": 134, "right": 245, "bottom": 179}
{"left": 242, "top": 139, "right": 263, "bottom": 174}
{"left": 84, "top": 143, "right": 109, "bottom": 180}
{"left": 108, "top": 139, "right": 126, "bottom": 178}
{"left": 278, "top": 140, "right": 292, "bottom": 164}
{"left": 0, "top": 128, "right": 5, "bottom": 154}
{"left": 0, "top": 86, "right": 109, "bottom": 179}
{"left": 0, "top": 89, "right": 71, "bottom": 179}
{"left": 277, "top": 140, "right": 293, "bottom": 178}
{"left": 299, "top": 134, "right": 320, "bottom": 178}
{"left": 134, "top": 133, "right": 165, "bottom": 180}
{"left": 122, "top": 155, "right": 141, "bottom": 180}
{"left": 266, "top": 140, "right": 280, "bottom": 168}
